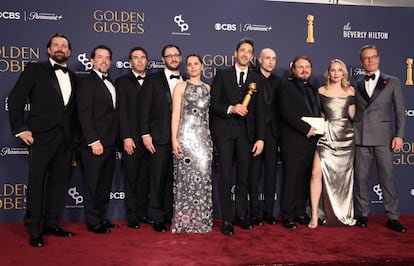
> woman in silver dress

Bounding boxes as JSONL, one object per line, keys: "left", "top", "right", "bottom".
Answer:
{"left": 170, "top": 54, "right": 213, "bottom": 233}
{"left": 309, "top": 59, "right": 356, "bottom": 228}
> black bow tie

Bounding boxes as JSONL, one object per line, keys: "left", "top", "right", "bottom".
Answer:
{"left": 170, "top": 74, "right": 180, "bottom": 79}
{"left": 102, "top": 75, "right": 109, "bottom": 81}
{"left": 136, "top": 75, "right": 145, "bottom": 80}
{"left": 364, "top": 74, "right": 375, "bottom": 81}
{"left": 53, "top": 64, "right": 68, "bottom": 73}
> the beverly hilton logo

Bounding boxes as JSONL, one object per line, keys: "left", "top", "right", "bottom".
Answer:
{"left": 406, "top": 58, "right": 413, "bottom": 86}
{"left": 306, "top": 14, "right": 315, "bottom": 43}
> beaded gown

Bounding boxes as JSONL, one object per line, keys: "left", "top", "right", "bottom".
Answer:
{"left": 317, "top": 95, "right": 356, "bottom": 226}
{"left": 171, "top": 81, "right": 213, "bottom": 233}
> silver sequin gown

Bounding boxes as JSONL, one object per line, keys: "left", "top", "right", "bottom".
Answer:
{"left": 317, "top": 95, "right": 356, "bottom": 226}
{"left": 171, "top": 81, "right": 213, "bottom": 233}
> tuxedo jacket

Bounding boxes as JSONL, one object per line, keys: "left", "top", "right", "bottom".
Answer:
{"left": 115, "top": 72, "right": 144, "bottom": 144}
{"left": 77, "top": 71, "right": 119, "bottom": 147}
{"left": 139, "top": 71, "right": 173, "bottom": 146}
{"left": 8, "top": 61, "right": 78, "bottom": 145}
{"left": 259, "top": 71, "right": 282, "bottom": 139}
{"left": 354, "top": 72, "right": 405, "bottom": 146}
{"left": 210, "top": 66, "right": 265, "bottom": 142}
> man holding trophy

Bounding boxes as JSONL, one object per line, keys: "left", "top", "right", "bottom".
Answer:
{"left": 210, "top": 38, "right": 265, "bottom": 236}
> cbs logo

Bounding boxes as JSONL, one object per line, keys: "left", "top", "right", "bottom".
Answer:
{"left": 110, "top": 191, "right": 125, "bottom": 200}
{"left": 214, "top": 23, "right": 237, "bottom": 32}
{"left": 0, "top": 11, "right": 21, "bottom": 20}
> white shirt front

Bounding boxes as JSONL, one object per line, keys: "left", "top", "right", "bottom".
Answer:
{"left": 365, "top": 69, "right": 380, "bottom": 97}
{"left": 50, "top": 58, "right": 71, "bottom": 106}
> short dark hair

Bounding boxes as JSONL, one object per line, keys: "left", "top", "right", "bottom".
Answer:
{"left": 359, "top": 44, "right": 379, "bottom": 59}
{"left": 290, "top": 55, "right": 313, "bottom": 69}
{"left": 46, "top": 33, "right": 71, "bottom": 50}
{"left": 128, "top": 46, "right": 148, "bottom": 60}
{"left": 91, "top": 44, "right": 112, "bottom": 59}
{"left": 161, "top": 44, "right": 181, "bottom": 57}
{"left": 186, "top": 54, "right": 203, "bottom": 64}
{"left": 236, "top": 38, "right": 254, "bottom": 52}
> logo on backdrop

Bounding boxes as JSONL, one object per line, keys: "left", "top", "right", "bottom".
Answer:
{"left": 372, "top": 184, "right": 383, "bottom": 203}
{"left": 342, "top": 23, "right": 389, "bottom": 40}
{"left": 147, "top": 60, "right": 165, "bottom": 70}
{"left": 172, "top": 14, "right": 190, "bottom": 36}
{"left": 0, "top": 147, "right": 29, "bottom": 156}
{"left": 393, "top": 141, "right": 414, "bottom": 165}
{"left": 406, "top": 58, "right": 413, "bottom": 86}
{"left": 0, "top": 183, "right": 26, "bottom": 210}
{"left": 77, "top": 53, "right": 93, "bottom": 72}
{"left": 5, "top": 97, "right": 31, "bottom": 112}
{"left": 242, "top": 23, "right": 272, "bottom": 32}
{"left": 214, "top": 23, "right": 237, "bottom": 32}
{"left": 214, "top": 22, "right": 272, "bottom": 33}
{"left": 0, "top": 11, "right": 21, "bottom": 20}
{"left": 28, "top": 12, "right": 63, "bottom": 21}
{"left": 306, "top": 14, "right": 315, "bottom": 43}
{"left": 93, "top": 9, "right": 144, "bottom": 34}
{"left": 202, "top": 54, "right": 256, "bottom": 79}
{"left": 66, "top": 187, "right": 83, "bottom": 208}
{"left": 0, "top": 45, "right": 40, "bottom": 73}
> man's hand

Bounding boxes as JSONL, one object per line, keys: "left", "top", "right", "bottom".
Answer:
{"left": 123, "top": 138, "right": 136, "bottom": 155}
{"left": 91, "top": 141, "right": 104, "bottom": 156}
{"left": 18, "top": 131, "right": 34, "bottom": 145}
{"left": 230, "top": 104, "right": 248, "bottom": 117}
{"left": 391, "top": 137, "right": 403, "bottom": 152}
{"left": 142, "top": 135, "right": 156, "bottom": 154}
{"left": 252, "top": 140, "right": 264, "bottom": 157}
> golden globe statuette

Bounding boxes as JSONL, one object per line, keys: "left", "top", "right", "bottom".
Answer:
{"left": 406, "top": 58, "right": 413, "bottom": 86}
{"left": 306, "top": 14, "right": 315, "bottom": 43}
{"left": 242, "top": 82, "right": 256, "bottom": 107}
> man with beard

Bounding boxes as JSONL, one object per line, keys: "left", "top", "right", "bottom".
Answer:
{"left": 139, "top": 44, "right": 183, "bottom": 232}
{"left": 77, "top": 45, "right": 119, "bottom": 234}
{"left": 278, "top": 55, "right": 321, "bottom": 229}
{"left": 8, "top": 33, "right": 78, "bottom": 247}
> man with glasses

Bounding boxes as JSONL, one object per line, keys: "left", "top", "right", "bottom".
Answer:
{"left": 354, "top": 44, "right": 406, "bottom": 233}
{"left": 139, "top": 44, "right": 183, "bottom": 232}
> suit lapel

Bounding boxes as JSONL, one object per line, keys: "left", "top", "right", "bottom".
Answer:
{"left": 230, "top": 67, "right": 240, "bottom": 101}
{"left": 370, "top": 74, "right": 387, "bottom": 102}
{"left": 356, "top": 77, "right": 370, "bottom": 103}
{"left": 46, "top": 62, "right": 65, "bottom": 107}
{"left": 161, "top": 72, "right": 172, "bottom": 111}
{"left": 92, "top": 71, "right": 115, "bottom": 108}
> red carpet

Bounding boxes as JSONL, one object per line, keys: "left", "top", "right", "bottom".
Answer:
{"left": 2, "top": 215, "right": 414, "bottom": 265}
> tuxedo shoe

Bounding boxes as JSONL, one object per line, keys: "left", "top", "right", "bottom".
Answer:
{"left": 221, "top": 221, "right": 234, "bottom": 236}
{"left": 234, "top": 217, "right": 253, "bottom": 229}
{"left": 386, "top": 219, "right": 406, "bottom": 233}
{"left": 294, "top": 215, "right": 310, "bottom": 225}
{"left": 263, "top": 214, "right": 278, "bottom": 225}
{"left": 29, "top": 236, "right": 44, "bottom": 247}
{"left": 356, "top": 216, "right": 368, "bottom": 228}
{"left": 127, "top": 221, "right": 140, "bottom": 229}
{"left": 102, "top": 221, "right": 119, "bottom": 229}
{"left": 251, "top": 216, "right": 263, "bottom": 226}
{"left": 138, "top": 216, "right": 154, "bottom": 224}
{"left": 282, "top": 219, "right": 297, "bottom": 229}
{"left": 43, "top": 227, "right": 74, "bottom": 237}
{"left": 153, "top": 222, "right": 167, "bottom": 232}
{"left": 87, "top": 225, "right": 111, "bottom": 234}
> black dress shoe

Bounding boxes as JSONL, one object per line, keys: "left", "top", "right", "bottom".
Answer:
{"left": 234, "top": 217, "right": 253, "bottom": 229}
{"left": 294, "top": 215, "right": 310, "bottom": 225}
{"left": 282, "top": 219, "right": 297, "bottom": 229}
{"left": 153, "top": 222, "right": 166, "bottom": 232}
{"left": 138, "top": 216, "right": 154, "bottom": 224}
{"left": 221, "top": 221, "right": 234, "bottom": 236}
{"left": 127, "top": 221, "right": 140, "bottom": 229}
{"left": 356, "top": 216, "right": 368, "bottom": 228}
{"left": 386, "top": 219, "right": 406, "bottom": 233}
{"left": 251, "top": 216, "right": 263, "bottom": 226}
{"left": 263, "top": 214, "right": 278, "bottom": 225}
{"left": 43, "top": 227, "right": 74, "bottom": 237}
{"left": 29, "top": 236, "right": 44, "bottom": 247}
{"left": 87, "top": 225, "right": 111, "bottom": 234}
{"left": 102, "top": 221, "right": 119, "bottom": 229}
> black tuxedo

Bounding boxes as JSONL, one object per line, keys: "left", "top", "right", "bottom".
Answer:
{"left": 8, "top": 60, "right": 78, "bottom": 237}
{"left": 278, "top": 77, "right": 321, "bottom": 221}
{"left": 210, "top": 66, "right": 265, "bottom": 222}
{"left": 249, "top": 72, "right": 282, "bottom": 218}
{"left": 77, "top": 70, "right": 118, "bottom": 228}
{"left": 115, "top": 72, "right": 150, "bottom": 224}
{"left": 139, "top": 71, "right": 175, "bottom": 223}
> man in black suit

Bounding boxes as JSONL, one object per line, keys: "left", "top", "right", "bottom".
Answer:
{"left": 278, "top": 55, "right": 320, "bottom": 229}
{"left": 139, "top": 44, "right": 183, "bottom": 232}
{"left": 210, "top": 38, "right": 265, "bottom": 236}
{"left": 249, "top": 48, "right": 281, "bottom": 226}
{"left": 8, "top": 33, "right": 77, "bottom": 247}
{"left": 77, "top": 45, "right": 119, "bottom": 234}
{"left": 115, "top": 46, "right": 153, "bottom": 229}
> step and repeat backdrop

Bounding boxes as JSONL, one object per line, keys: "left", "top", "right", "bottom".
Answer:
{"left": 1, "top": 0, "right": 413, "bottom": 222}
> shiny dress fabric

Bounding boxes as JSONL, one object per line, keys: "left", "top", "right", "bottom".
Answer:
{"left": 171, "top": 81, "right": 213, "bottom": 233}
{"left": 317, "top": 95, "right": 356, "bottom": 226}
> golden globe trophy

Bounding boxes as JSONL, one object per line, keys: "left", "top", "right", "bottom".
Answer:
{"left": 242, "top": 82, "right": 256, "bottom": 107}
{"left": 306, "top": 14, "right": 315, "bottom": 43}
{"left": 406, "top": 58, "right": 413, "bottom": 86}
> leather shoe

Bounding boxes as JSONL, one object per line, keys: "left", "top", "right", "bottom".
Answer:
{"left": 234, "top": 216, "right": 253, "bottom": 229}
{"left": 127, "top": 221, "right": 140, "bottom": 229}
{"left": 153, "top": 222, "right": 166, "bottom": 232}
{"left": 87, "top": 225, "right": 111, "bottom": 234}
{"left": 251, "top": 216, "right": 263, "bottom": 226}
{"left": 356, "top": 216, "right": 368, "bottom": 228}
{"left": 102, "top": 221, "right": 119, "bottom": 229}
{"left": 43, "top": 227, "right": 74, "bottom": 237}
{"left": 221, "top": 221, "right": 234, "bottom": 236}
{"left": 386, "top": 219, "right": 406, "bottom": 233}
{"left": 29, "top": 236, "right": 44, "bottom": 247}
{"left": 294, "top": 215, "right": 310, "bottom": 225}
{"left": 282, "top": 219, "right": 297, "bottom": 229}
{"left": 138, "top": 216, "right": 154, "bottom": 224}
{"left": 263, "top": 214, "right": 278, "bottom": 225}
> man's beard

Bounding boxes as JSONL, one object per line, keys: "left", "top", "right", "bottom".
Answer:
{"left": 51, "top": 53, "right": 69, "bottom": 64}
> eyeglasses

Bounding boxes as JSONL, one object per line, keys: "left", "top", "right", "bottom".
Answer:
{"left": 164, "top": 54, "right": 181, "bottom": 59}
{"left": 361, "top": 55, "right": 379, "bottom": 61}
